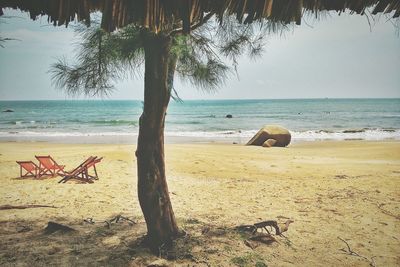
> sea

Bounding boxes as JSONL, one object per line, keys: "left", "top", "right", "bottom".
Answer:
{"left": 0, "top": 99, "right": 399, "bottom": 144}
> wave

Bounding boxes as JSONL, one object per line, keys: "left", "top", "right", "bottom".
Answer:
{"left": 382, "top": 114, "right": 400, "bottom": 118}
{"left": 166, "top": 128, "right": 400, "bottom": 141}
{"left": 1, "top": 120, "right": 35, "bottom": 125}
{"left": 291, "top": 129, "right": 400, "bottom": 141}
{"left": 3, "top": 120, "right": 57, "bottom": 125}
{"left": 3, "top": 119, "right": 137, "bottom": 126}
{"left": 0, "top": 131, "right": 135, "bottom": 137}
{"left": 0, "top": 128, "right": 399, "bottom": 141}
{"left": 169, "top": 120, "right": 203, "bottom": 125}
{"left": 90, "top": 119, "right": 137, "bottom": 126}
{"left": 193, "top": 115, "right": 217, "bottom": 118}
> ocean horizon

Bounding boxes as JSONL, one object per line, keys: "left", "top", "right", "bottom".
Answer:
{"left": 1, "top": 98, "right": 399, "bottom": 143}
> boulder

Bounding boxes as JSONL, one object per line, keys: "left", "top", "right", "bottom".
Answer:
{"left": 262, "top": 139, "right": 277, "bottom": 147}
{"left": 247, "top": 125, "right": 291, "bottom": 147}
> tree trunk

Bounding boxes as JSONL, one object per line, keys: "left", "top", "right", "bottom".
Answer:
{"left": 136, "top": 31, "right": 179, "bottom": 252}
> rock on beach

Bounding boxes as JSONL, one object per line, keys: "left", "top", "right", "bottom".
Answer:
{"left": 247, "top": 125, "right": 291, "bottom": 147}
{"left": 262, "top": 139, "right": 277, "bottom": 147}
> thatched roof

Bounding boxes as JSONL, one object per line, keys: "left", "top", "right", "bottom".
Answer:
{"left": 1, "top": 0, "right": 399, "bottom": 33}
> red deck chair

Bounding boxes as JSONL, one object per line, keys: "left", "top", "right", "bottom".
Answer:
{"left": 16, "top": 161, "right": 39, "bottom": 178}
{"left": 35, "top": 155, "right": 65, "bottom": 177}
{"left": 58, "top": 156, "right": 98, "bottom": 183}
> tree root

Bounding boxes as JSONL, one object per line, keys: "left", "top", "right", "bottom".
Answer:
{"left": 338, "top": 237, "right": 377, "bottom": 267}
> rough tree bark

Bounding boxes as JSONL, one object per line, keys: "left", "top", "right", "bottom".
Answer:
{"left": 136, "top": 31, "right": 180, "bottom": 252}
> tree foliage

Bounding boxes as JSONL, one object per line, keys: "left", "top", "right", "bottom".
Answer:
{"left": 50, "top": 15, "right": 271, "bottom": 98}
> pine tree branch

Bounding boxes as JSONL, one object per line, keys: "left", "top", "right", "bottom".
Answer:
{"left": 170, "top": 12, "right": 215, "bottom": 35}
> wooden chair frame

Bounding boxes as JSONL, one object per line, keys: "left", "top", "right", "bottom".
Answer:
{"left": 16, "top": 161, "right": 39, "bottom": 178}
{"left": 85, "top": 157, "right": 103, "bottom": 180}
{"left": 35, "top": 155, "right": 65, "bottom": 177}
{"left": 58, "top": 156, "right": 102, "bottom": 183}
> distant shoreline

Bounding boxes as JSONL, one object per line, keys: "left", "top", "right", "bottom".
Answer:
{"left": 0, "top": 134, "right": 244, "bottom": 144}
{"left": 1, "top": 97, "right": 400, "bottom": 102}
{"left": 1, "top": 135, "right": 399, "bottom": 145}
{"left": 1, "top": 99, "right": 399, "bottom": 143}
{"left": 1, "top": 128, "right": 400, "bottom": 144}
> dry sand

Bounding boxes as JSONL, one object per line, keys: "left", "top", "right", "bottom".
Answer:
{"left": 0, "top": 141, "right": 399, "bottom": 266}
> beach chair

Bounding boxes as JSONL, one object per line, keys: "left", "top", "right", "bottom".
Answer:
{"left": 85, "top": 157, "right": 103, "bottom": 180}
{"left": 35, "top": 155, "right": 65, "bottom": 177}
{"left": 58, "top": 156, "right": 102, "bottom": 183}
{"left": 16, "top": 161, "right": 39, "bottom": 178}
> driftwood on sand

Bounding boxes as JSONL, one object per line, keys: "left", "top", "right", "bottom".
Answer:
{"left": 236, "top": 219, "right": 294, "bottom": 249}
{"left": 83, "top": 214, "right": 137, "bottom": 228}
{"left": 235, "top": 219, "right": 294, "bottom": 235}
{"left": 376, "top": 203, "right": 400, "bottom": 220}
{"left": 0, "top": 204, "right": 56, "bottom": 210}
{"left": 103, "top": 215, "right": 137, "bottom": 228}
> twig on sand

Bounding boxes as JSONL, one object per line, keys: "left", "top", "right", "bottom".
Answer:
{"left": 338, "top": 237, "right": 377, "bottom": 267}
{"left": 376, "top": 203, "right": 400, "bottom": 220}
{"left": 0, "top": 204, "right": 56, "bottom": 210}
{"left": 83, "top": 215, "right": 136, "bottom": 227}
{"left": 371, "top": 256, "right": 377, "bottom": 267}
{"left": 83, "top": 218, "right": 95, "bottom": 224}
{"left": 338, "top": 237, "right": 364, "bottom": 258}
{"left": 104, "top": 215, "right": 137, "bottom": 228}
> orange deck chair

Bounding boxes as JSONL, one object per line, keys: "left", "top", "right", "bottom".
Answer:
{"left": 35, "top": 155, "right": 65, "bottom": 177}
{"left": 58, "top": 156, "right": 102, "bottom": 183}
{"left": 16, "top": 161, "right": 39, "bottom": 178}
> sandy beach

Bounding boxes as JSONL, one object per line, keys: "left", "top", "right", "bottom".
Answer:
{"left": 0, "top": 140, "right": 399, "bottom": 266}
{"left": 1, "top": 1, "right": 399, "bottom": 266}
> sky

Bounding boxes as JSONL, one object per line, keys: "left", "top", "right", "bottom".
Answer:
{"left": 0, "top": 9, "right": 399, "bottom": 100}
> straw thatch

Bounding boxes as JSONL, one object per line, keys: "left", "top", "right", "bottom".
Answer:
{"left": 1, "top": 0, "right": 399, "bottom": 32}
